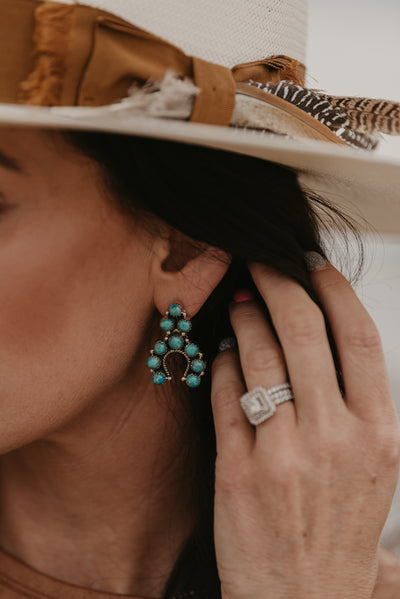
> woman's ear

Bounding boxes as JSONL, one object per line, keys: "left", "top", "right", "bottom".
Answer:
{"left": 150, "top": 227, "right": 231, "bottom": 318}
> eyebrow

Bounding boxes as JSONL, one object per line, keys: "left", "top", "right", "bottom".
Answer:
{"left": 0, "top": 149, "right": 25, "bottom": 174}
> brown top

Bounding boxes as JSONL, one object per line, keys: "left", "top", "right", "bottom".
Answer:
{"left": 0, "top": 546, "right": 146, "bottom": 599}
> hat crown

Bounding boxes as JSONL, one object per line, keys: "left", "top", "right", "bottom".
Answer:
{"left": 58, "top": 0, "right": 308, "bottom": 67}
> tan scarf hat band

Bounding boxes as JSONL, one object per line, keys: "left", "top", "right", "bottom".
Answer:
{"left": 0, "top": 0, "right": 306, "bottom": 126}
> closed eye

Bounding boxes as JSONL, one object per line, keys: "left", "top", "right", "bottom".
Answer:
{"left": 0, "top": 150, "right": 25, "bottom": 174}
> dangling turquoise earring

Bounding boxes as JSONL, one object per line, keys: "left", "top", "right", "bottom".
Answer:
{"left": 147, "top": 303, "right": 206, "bottom": 388}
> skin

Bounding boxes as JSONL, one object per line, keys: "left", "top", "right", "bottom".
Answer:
{"left": 0, "top": 126, "right": 229, "bottom": 597}
{"left": 0, "top": 125, "right": 398, "bottom": 598}
{"left": 211, "top": 262, "right": 400, "bottom": 598}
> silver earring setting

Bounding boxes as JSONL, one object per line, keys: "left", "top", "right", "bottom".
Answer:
{"left": 147, "top": 303, "right": 206, "bottom": 388}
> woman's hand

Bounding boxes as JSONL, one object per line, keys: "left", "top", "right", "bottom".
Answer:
{"left": 211, "top": 258, "right": 400, "bottom": 599}
{"left": 373, "top": 546, "right": 400, "bottom": 598}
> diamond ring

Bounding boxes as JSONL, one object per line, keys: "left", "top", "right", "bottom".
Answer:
{"left": 240, "top": 383, "right": 294, "bottom": 425}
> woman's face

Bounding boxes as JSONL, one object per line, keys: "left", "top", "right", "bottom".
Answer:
{"left": 0, "top": 126, "right": 160, "bottom": 453}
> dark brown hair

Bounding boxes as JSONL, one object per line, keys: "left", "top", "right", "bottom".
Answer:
{"left": 59, "top": 130, "right": 366, "bottom": 599}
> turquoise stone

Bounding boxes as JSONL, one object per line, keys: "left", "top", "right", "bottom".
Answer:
{"left": 152, "top": 372, "right": 166, "bottom": 385}
{"left": 186, "top": 374, "right": 200, "bottom": 388}
{"left": 169, "top": 335, "right": 183, "bottom": 350}
{"left": 191, "top": 359, "right": 204, "bottom": 373}
{"left": 154, "top": 341, "right": 167, "bottom": 355}
{"left": 169, "top": 303, "right": 182, "bottom": 318}
{"left": 178, "top": 319, "right": 192, "bottom": 332}
{"left": 185, "top": 344, "right": 198, "bottom": 357}
{"left": 160, "top": 318, "right": 174, "bottom": 331}
{"left": 147, "top": 356, "right": 161, "bottom": 369}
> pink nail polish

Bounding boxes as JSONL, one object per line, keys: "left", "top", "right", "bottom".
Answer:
{"left": 233, "top": 289, "right": 254, "bottom": 303}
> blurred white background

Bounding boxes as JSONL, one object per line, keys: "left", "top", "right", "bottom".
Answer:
{"left": 307, "top": 0, "right": 400, "bottom": 551}
{"left": 307, "top": 0, "right": 400, "bottom": 159}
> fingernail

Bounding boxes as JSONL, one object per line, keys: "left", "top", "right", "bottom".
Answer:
{"left": 218, "top": 336, "right": 237, "bottom": 352}
{"left": 232, "top": 288, "right": 254, "bottom": 303}
{"left": 304, "top": 251, "right": 328, "bottom": 272}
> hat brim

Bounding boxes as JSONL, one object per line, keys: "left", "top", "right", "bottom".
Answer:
{"left": 0, "top": 103, "right": 399, "bottom": 233}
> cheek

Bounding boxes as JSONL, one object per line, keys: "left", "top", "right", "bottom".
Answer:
{"left": 0, "top": 203, "right": 152, "bottom": 451}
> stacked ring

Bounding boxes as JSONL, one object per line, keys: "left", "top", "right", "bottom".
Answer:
{"left": 240, "top": 383, "right": 294, "bottom": 425}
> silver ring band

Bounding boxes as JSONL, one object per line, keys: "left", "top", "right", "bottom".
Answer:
{"left": 217, "top": 336, "right": 237, "bottom": 352}
{"left": 240, "top": 383, "right": 294, "bottom": 425}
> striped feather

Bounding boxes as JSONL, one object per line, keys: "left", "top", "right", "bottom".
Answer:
{"left": 246, "top": 79, "right": 378, "bottom": 150}
{"left": 311, "top": 94, "right": 400, "bottom": 135}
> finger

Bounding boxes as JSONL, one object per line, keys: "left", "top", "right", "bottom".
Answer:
{"left": 248, "top": 261, "right": 345, "bottom": 424}
{"left": 229, "top": 298, "right": 297, "bottom": 437}
{"left": 211, "top": 346, "right": 254, "bottom": 458}
{"left": 309, "top": 262, "right": 394, "bottom": 421}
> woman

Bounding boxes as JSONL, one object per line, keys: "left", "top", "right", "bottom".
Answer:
{"left": 0, "top": 1, "right": 400, "bottom": 598}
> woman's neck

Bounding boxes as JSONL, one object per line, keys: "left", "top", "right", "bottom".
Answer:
{"left": 0, "top": 372, "right": 197, "bottom": 597}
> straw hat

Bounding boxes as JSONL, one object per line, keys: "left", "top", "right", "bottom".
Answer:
{"left": 0, "top": 0, "right": 399, "bottom": 232}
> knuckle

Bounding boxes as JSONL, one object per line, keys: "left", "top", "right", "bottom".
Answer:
{"left": 309, "top": 421, "right": 353, "bottom": 458}
{"left": 316, "top": 432, "right": 349, "bottom": 460}
{"left": 260, "top": 449, "right": 300, "bottom": 482}
{"left": 311, "top": 426, "right": 339, "bottom": 452}
{"left": 230, "top": 301, "right": 258, "bottom": 323}
{"left": 279, "top": 307, "right": 325, "bottom": 345}
{"left": 317, "top": 273, "right": 347, "bottom": 294}
{"left": 343, "top": 319, "right": 382, "bottom": 353}
{"left": 211, "top": 384, "right": 241, "bottom": 412}
{"left": 242, "top": 345, "right": 283, "bottom": 375}
{"left": 373, "top": 427, "right": 400, "bottom": 468}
